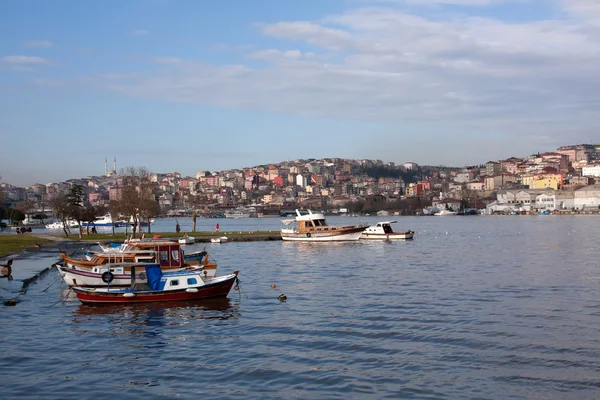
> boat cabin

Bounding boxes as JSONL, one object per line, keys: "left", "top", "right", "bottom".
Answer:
{"left": 364, "top": 221, "right": 398, "bottom": 235}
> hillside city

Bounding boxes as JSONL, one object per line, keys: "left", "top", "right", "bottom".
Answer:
{"left": 2, "top": 143, "right": 600, "bottom": 222}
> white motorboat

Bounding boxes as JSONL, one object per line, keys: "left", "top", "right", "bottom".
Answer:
{"left": 280, "top": 209, "right": 366, "bottom": 241}
{"left": 45, "top": 220, "right": 78, "bottom": 230}
{"left": 361, "top": 221, "right": 414, "bottom": 240}
{"left": 434, "top": 209, "right": 458, "bottom": 216}
{"left": 210, "top": 236, "right": 229, "bottom": 243}
{"left": 81, "top": 214, "right": 126, "bottom": 227}
{"left": 178, "top": 235, "right": 195, "bottom": 244}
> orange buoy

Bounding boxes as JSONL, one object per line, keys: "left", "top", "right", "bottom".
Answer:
{"left": 271, "top": 284, "right": 276, "bottom": 289}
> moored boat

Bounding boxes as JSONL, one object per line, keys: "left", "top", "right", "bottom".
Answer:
{"left": 73, "top": 266, "right": 239, "bottom": 304}
{"left": 45, "top": 220, "right": 79, "bottom": 230}
{"left": 434, "top": 209, "right": 458, "bottom": 216}
{"left": 57, "top": 260, "right": 216, "bottom": 287}
{"left": 361, "top": 221, "right": 414, "bottom": 240}
{"left": 210, "top": 236, "right": 229, "bottom": 243}
{"left": 280, "top": 209, "right": 366, "bottom": 241}
{"left": 80, "top": 214, "right": 126, "bottom": 228}
{"left": 178, "top": 235, "right": 195, "bottom": 244}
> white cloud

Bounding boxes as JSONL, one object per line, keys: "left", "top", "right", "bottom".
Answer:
{"left": 23, "top": 40, "right": 54, "bottom": 48}
{"left": 1, "top": 55, "right": 51, "bottom": 65}
{"left": 94, "top": 2, "right": 600, "bottom": 153}
{"left": 249, "top": 49, "right": 315, "bottom": 61}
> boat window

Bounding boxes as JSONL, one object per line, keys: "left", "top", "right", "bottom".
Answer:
{"left": 170, "top": 280, "right": 180, "bottom": 286}
{"left": 159, "top": 250, "right": 169, "bottom": 262}
{"left": 171, "top": 250, "right": 180, "bottom": 263}
{"left": 187, "top": 278, "right": 197, "bottom": 285}
{"left": 306, "top": 221, "right": 314, "bottom": 227}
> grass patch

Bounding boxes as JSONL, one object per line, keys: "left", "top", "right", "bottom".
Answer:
{"left": 0, "top": 235, "right": 52, "bottom": 258}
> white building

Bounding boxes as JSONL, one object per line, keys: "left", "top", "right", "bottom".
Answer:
{"left": 296, "top": 174, "right": 308, "bottom": 188}
{"left": 403, "top": 162, "right": 418, "bottom": 170}
{"left": 574, "top": 185, "right": 600, "bottom": 209}
{"left": 581, "top": 164, "right": 600, "bottom": 178}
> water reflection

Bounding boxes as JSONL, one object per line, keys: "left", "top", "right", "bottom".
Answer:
{"left": 73, "top": 297, "right": 239, "bottom": 324}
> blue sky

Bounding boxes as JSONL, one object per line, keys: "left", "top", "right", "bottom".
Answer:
{"left": 1, "top": 0, "right": 599, "bottom": 186}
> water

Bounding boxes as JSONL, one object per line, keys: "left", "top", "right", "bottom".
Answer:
{"left": 2, "top": 215, "right": 600, "bottom": 399}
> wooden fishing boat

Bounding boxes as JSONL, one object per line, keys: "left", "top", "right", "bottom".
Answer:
{"left": 58, "top": 247, "right": 218, "bottom": 286}
{"left": 360, "top": 221, "right": 414, "bottom": 240}
{"left": 280, "top": 209, "right": 366, "bottom": 241}
{"left": 96, "top": 240, "right": 207, "bottom": 265}
{"left": 56, "top": 261, "right": 216, "bottom": 287}
{"left": 73, "top": 266, "right": 239, "bottom": 304}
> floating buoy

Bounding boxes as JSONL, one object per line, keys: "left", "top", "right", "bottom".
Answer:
{"left": 234, "top": 285, "right": 239, "bottom": 291}
{"left": 278, "top": 294, "right": 287, "bottom": 302}
{"left": 271, "top": 284, "right": 276, "bottom": 289}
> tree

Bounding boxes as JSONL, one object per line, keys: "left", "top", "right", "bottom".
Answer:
{"left": 0, "top": 175, "right": 5, "bottom": 206}
{"left": 17, "top": 199, "right": 36, "bottom": 223}
{"left": 107, "top": 202, "right": 121, "bottom": 236}
{"left": 50, "top": 195, "right": 72, "bottom": 237}
{"left": 67, "top": 184, "right": 85, "bottom": 239}
{"left": 189, "top": 194, "right": 204, "bottom": 232}
{"left": 139, "top": 198, "right": 159, "bottom": 234}
{"left": 81, "top": 205, "right": 102, "bottom": 235}
{"left": 117, "top": 166, "right": 159, "bottom": 237}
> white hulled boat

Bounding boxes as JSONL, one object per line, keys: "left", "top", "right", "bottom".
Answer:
{"left": 280, "top": 209, "right": 366, "bottom": 242}
{"left": 361, "top": 221, "right": 415, "bottom": 240}
{"left": 434, "top": 209, "right": 458, "bottom": 216}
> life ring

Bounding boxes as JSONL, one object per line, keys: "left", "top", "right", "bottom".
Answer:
{"left": 101, "top": 271, "right": 115, "bottom": 283}
{"left": 306, "top": 232, "right": 311, "bottom": 238}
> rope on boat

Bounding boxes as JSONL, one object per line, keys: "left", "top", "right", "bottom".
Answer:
{"left": 234, "top": 277, "right": 248, "bottom": 299}
{"left": 47, "top": 287, "right": 73, "bottom": 307}
{"left": 3, "top": 262, "right": 62, "bottom": 307}
{"left": 41, "top": 272, "right": 61, "bottom": 292}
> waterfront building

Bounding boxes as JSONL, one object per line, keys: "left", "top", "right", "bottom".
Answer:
{"left": 574, "top": 185, "right": 600, "bottom": 210}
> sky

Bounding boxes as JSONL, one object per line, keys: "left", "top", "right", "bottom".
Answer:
{"left": 1, "top": 0, "right": 599, "bottom": 186}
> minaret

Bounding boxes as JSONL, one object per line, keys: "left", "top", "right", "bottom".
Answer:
{"left": 113, "top": 157, "right": 117, "bottom": 174}
{"left": 105, "top": 157, "right": 108, "bottom": 176}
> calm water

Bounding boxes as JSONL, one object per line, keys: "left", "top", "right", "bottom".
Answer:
{"left": 2, "top": 216, "right": 600, "bottom": 399}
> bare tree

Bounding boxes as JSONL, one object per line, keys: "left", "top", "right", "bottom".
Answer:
{"left": 15, "top": 199, "right": 36, "bottom": 225}
{"left": 50, "top": 195, "right": 72, "bottom": 237}
{"left": 117, "top": 166, "right": 158, "bottom": 237}
{"left": 37, "top": 200, "right": 49, "bottom": 224}
{"left": 0, "top": 175, "right": 4, "bottom": 206}
{"left": 107, "top": 202, "right": 121, "bottom": 236}
{"left": 81, "top": 205, "right": 102, "bottom": 235}
{"left": 67, "top": 184, "right": 85, "bottom": 239}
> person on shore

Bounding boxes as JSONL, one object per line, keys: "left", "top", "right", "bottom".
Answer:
{"left": 1, "top": 259, "right": 13, "bottom": 280}
{"left": 15, "top": 227, "right": 21, "bottom": 234}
